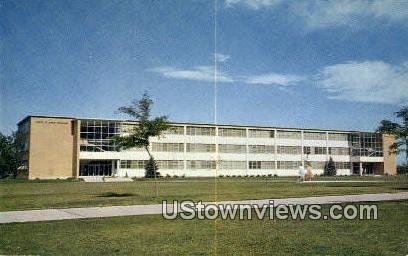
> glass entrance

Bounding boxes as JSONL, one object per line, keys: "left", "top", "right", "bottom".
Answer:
{"left": 352, "top": 163, "right": 360, "bottom": 175}
{"left": 80, "top": 160, "right": 113, "bottom": 176}
{"left": 362, "top": 163, "right": 374, "bottom": 175}
{"left": 352, "top": 162, "right": 374, "bottom": 175}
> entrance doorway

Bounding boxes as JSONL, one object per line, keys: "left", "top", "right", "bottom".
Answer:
{"left": 352, "top": 162, "right": 375, "bottom": 175}
{"left": 79, "top": 160, "right": 114, "bottom": 176}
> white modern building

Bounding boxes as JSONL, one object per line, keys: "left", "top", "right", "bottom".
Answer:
{"left": 17, "top": 116, "right": 396, "bottom": 179}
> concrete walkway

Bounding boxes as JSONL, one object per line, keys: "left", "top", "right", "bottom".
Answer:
{"left": 301, "top": 180, "right": 384, "bottom": 183}
{"left": 1, "top": 192, "right": 407, "bottom": 224}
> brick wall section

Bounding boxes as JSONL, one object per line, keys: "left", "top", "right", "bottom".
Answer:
{"left": 382, "top": 134, "right": 397, "bottom": 175}
{"left": 28, "top": 117, "right": 78, "bottom": 179}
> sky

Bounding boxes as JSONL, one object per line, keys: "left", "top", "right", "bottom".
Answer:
{"left": 1, "top": 1, "right": 407, "bottom": 147}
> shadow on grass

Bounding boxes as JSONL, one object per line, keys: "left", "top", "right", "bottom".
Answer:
{"left": 99, "top": 192, "right": 135, "bottom": 197}
{"left": 394, "top": 186, "right": 408, "bottom": 190}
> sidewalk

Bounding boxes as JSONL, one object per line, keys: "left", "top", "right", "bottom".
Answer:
{"left": 1, "top": 192, "right": 407, "bottom": 224}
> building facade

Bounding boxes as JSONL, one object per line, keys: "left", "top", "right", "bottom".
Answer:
{"left": 17, "top": 116, "right": 397, "bottom": 179}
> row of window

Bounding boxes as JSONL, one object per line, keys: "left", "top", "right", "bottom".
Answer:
{"left": 120, "top": 160, "right": 184, "bottom": 169}
{"left": 80, "top": 140, "right": 352, "bottom": 156}
{"left": 80, "top": 121, "right": 352, "bottom": 141}
{"left": 79, "top": 122, "right": 353, "bottom": 154}
{"left": 152, "top": 125, "right": 349, "bottom": 140}
{"left": 119, "top": 160, "right": 352, "bottom": 170}
{"left": 307, "top": 161, "right": 350, "bottom": 169}
{"left": 126, "top": 143, "right": 352, "bottom": 155}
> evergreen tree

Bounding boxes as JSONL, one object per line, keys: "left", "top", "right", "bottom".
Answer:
{"left": 145, "top": 157, "right": 160, "bottom": 178}
{"left": 324, "top": 157, "right": 336, "bottom": 176}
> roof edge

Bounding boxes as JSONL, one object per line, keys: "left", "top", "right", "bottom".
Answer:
{"left": 17, "top": 115, "right": 376, "bottom": 133}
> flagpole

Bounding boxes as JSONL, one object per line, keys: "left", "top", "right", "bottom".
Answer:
{"left": 213, "top": 0, "right": 219, "bottom": 255}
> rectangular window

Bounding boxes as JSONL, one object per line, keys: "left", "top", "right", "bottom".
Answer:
{"left": 157, "top": 160, "right": 184, "bottom": 169}
{"left": 187, "top": 160, "right": 216, "bottom": 169}
{"left": 304, "top": 147, "right": 326, "bottom": 155}
{"left": 219, "top": 144, "right": 246, "bottom": 154}
{"left": 248, "top": 145, "right": 275, "bottom": 154}
{"left": 220, "top": 161, "right": 247, "bottom": 169}
{"left": 248, "top": 129, "right": 274, "bottom": 138}
{"left": 248, "top": 161, "right": 275, "bottom": 169}
{"left": 276, "top": 161, "right": 302, "bottom": 169}
{"left": 277, "top": 146, "right": 302, "bottom": 155}
{"left": 121, "top": 123, "right": 137, "bottom": 133}
{"left": 314, "top": 147, "right": 327, "bottom": 155}
{"left": 351, "top": 133, "right": 383, "bottom": 157}
{"left": 120, "top": 160, "right": 148, "bottom": 169}
{"left": 304, "top": 132, "right": 326, "bottom": 140}
{"left": 334, "top": 162, "right": 351, "bottom": 169}
{"left": 163, "top": 126, "right": 184, "bottom": 135}
{"left": 218, "top": 128, "right": 246, "bottom": 137}
{"left": 328, "top": 133, "right": 349, "bottom": 141}
{"left": 151, "top": 143, "right": 184, "bottom": 152}
{"left": 80, "top": 120, "right": 120, "bottom": 151}
{"left": 277, "top": 130, "right": 301, "bottom": 139}
{"left": 310, "top": 161, "right": 325, "bottom": 169}
{"left": 186, "top": 126, "right": 216, "bottom": 136}
{"left": 186, "top": 143, "right": 216, "bottom": 153}
{"left": 329, "top": 147, "right": 350, "bottom": 155}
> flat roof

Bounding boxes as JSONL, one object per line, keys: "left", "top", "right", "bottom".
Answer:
{"left": 17, "top": 115, "right": 376, "bottom": 134}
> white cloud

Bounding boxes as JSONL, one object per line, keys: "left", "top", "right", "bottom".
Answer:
{"left": 214, "top": 53, "right": 230, "bottom": 63}
{"left": 225, "top": 0, "right": 408, "bottom": 29}
{"left": 316, "top": 60, "right": 408, "bottom": 104}
{"left": 150, "top": 65, "right": 303, "bottom": 86}
{"left": 244, "top": 73, "right": 304, "bottom": 86}
{"left": 151, "top": 60, "right": 408, "bottom": 105}
{"left": 225, "top": 0, "right": 282, "bottom": 9}
{"left": 292, "top": 1, "right": 408, "bottom": 29}
{"left": 150, "top": 66, "right": 234, "bottom": 83}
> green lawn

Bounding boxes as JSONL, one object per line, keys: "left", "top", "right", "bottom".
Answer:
{"left": 0, "top": 200, "right": 407, "bottom": 255}
{"left": 1, "top": 176, "right": 407, "bottom": 211}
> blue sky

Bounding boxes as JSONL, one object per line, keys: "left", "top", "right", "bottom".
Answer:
{"left": 1, "top": 0, "right": 407, "bottom": 138}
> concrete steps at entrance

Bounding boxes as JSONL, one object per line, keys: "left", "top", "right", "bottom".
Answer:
{"left": 81, "top": 176, "right": 104, "bottom": 182}
{"left": 80, "top": 176, "right": 133, "bottom": 182}
{"left": 103, "top": 177, "right": 133, "bottom": 182}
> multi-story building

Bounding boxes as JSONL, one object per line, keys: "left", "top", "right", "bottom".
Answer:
{"left": 17, "top": 116, "right": 396, "bottom": 179}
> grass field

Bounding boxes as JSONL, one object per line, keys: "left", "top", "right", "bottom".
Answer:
{"left": 1, "top": 176, "right": 407, "bottom": 211}
{"left": 0, "top": 200, "right": 407, "bottom": 255}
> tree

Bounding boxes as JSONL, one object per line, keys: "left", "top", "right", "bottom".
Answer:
{"left": 0, "top": 132, "right": 23, "bottom": 178}
{"left": 324, "top": 157, "right": 336, "bottom": 176}
{"left": 115, "top": 92, "right": 169, "bottom": 195}
{"left": 377, "top": 105, "right": 408, "bottom": 172}
{"left": 397, "top": 164, "right": 407, "bottom": 175}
